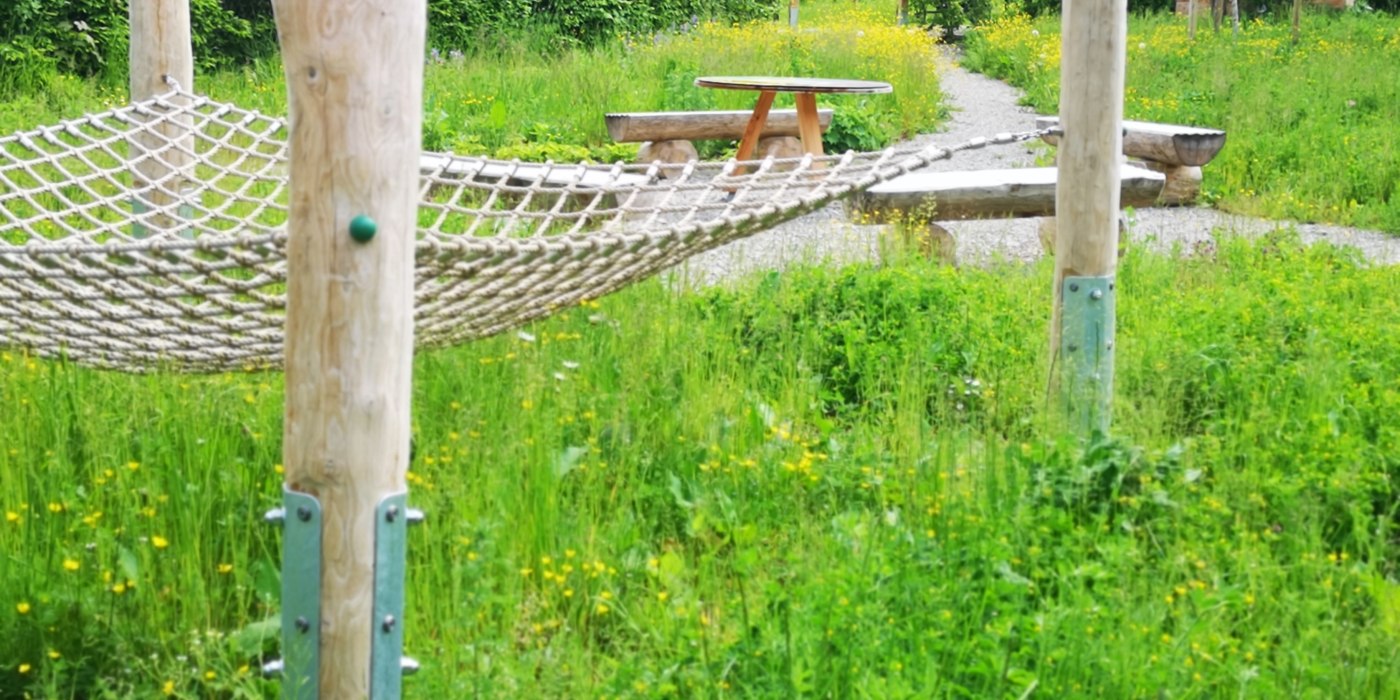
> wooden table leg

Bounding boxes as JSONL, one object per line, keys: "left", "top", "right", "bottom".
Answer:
{"left": 794, "top": 92, "right": 825, "bottom": 157}
{"left": 732, "top": 90, "right": 776, "bottom": 178}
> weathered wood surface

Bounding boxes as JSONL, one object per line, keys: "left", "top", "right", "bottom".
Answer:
{"left": 850, "top": 165, "right": 1163, "bottom": 221}
{"left": 128, "top": 0, "right": 194, "bottom": 235}
{"left": 1036, "top": 116, "right": 1226, "bottom": 167}
{"left": 1053, "top": 0, "right": 1127, "bottom": 434}
{"left": 636, "top": 140, "right": 699, "bottom": 175}
{"left": 275, "top": 0, "right": 424, "bottom": 694}
{"left": 1138, "top": 161, "right": 1203, "bottom": 205}
{"left": 606, "top": 109, "right": 832, "bottom": 142}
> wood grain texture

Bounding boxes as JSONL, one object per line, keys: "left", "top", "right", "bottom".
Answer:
{"left": 1052, "top": 0, "right": 1127, "bottom": 429}
{"left": 1036, "top": 117, "right": 1226, "bottom": 167}
{"left": 604, "top": 109, "right": 832, "bottom": 142}
{"left": 1139, "top": 161, "right": 1203, "bottom": 205}
{"left": 128, "top": 0, "right": 194, "bottom": 233}
{"left": 1054, "top": 0, "right": 1127, "bottom": 280}
{"left": 850, "top": 166, "right": 1163, "bottom": 221}
{"left": 273, "top": 0, "right": 425, "bottom": 695}
{"left": 794, "top": 93, "right": 825, "bottom": 156}
{"left": 731, "top": 90, "right": 776, "bottom": 178}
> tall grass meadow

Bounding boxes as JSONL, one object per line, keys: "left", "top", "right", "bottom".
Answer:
{"left": 3, "top": 230, "right": 1399, "bottom": 697}
{"left": 962, "top": 10, "right": 1400, "bottom": 234}
{"left": 2, "top": 1, "right": 1400, "bottom": 697}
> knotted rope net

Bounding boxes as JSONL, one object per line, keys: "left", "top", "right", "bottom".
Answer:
{"left": 0, "top": 88, "right": 1043, "bottom": 373}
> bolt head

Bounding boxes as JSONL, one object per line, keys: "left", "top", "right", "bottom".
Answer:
{"left": 1069, "top": 283, "right": 1080, "bottom": 293}
{"left": 382, "top": 615, "right": 396, "bottom": 633}
{"left": 386, "top": 505, "right": 399, "bottom": 522}
{"left": 349, "top": 214, "right": 377, "bottom": 243}
{"left": 1090, "top": 289, "right": 1104, "bottom": 300}
{"left": 295, "top": 616, "right": 311, "bottom": 633}
{"left": 296, "top": 505, "right": 312, "bottom": 522}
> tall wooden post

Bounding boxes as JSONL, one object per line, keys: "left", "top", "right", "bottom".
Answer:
{"left": 128, "top": 0, "right": 194, "bottom": 238}
{"left": 789, "top": 0, "right": 799, "bottom": 28}
{"left": 272, "top": 0, "right": 424, "bottom": 696}
{"left": 897, "top": 0, "right": 910, "bottom": 25}
{"left": 1053, "top": 0, "right": 1126, "bottom": 435}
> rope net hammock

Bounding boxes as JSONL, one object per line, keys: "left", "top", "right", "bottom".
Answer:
{"left": 0, "top": 88, "right": 1040, "bottom": 373}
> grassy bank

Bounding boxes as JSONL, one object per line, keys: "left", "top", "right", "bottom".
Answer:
{"left": 963, "top": 11, "right": 1400, "bottom": 234}
{"left": 0, "top": 4, "right": 945, "bottom": 163}
{"left": 3, "top": 234, "right": 1398, "bottom": 697}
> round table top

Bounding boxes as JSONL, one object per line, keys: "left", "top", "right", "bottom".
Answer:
{"left": 694, "top": 76, "right": 893, "bottom": 94}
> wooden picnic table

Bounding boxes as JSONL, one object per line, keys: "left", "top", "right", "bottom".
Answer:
{"left": 694, "top": 76, "right": 892, "bottom": 171}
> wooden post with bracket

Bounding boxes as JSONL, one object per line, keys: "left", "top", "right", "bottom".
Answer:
{"left": 272, "top": 0, "right": 424, "bottom": 695}
{"left": 1052, "top": 0, "right": 1127, "bottom": 435}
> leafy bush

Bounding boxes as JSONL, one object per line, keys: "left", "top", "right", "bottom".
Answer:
{"left": 824, "top": 100, "right": 896, "bottom": 153}
{"left": 909, "top": 0, "right": 996, "bottom": 34}
{"left": 0, "top": 0, "right": 269, "bottom": 87}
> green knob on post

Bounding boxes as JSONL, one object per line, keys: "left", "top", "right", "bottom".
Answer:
{"left": 349, "top": 214, "right": 377, "bottom": 243}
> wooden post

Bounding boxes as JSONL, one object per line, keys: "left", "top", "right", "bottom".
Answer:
{"left": 128, "top": 0, "right": 194, "bottom": 238}
{"left": 1292, "top": 0, "right": 1303, "bottom": 43}
{"left": 1053, "top": 0, "right": 1126, "bottom": 434}
{"left": 789, "top": 0, "right": 799, "bottom": 28}
{"left": 897, "top": 0, "right": 910, "bottom": 25}
{"left": 272, "top": 0, "right": 424, "bottom": 695}
{"left": 1188, "top": 0, "right": 1197, "bottom": 40}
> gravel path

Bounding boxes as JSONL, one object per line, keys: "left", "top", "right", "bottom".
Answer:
{"left": 677, "top": 47, "right": 1399, "bottom": 284}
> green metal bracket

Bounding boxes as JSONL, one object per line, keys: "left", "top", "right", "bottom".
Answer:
{"left": 1061, "top": 275, "right": 1116, "bottom": 435}
{"left": 370, "top": 492, "right": 410, "bottom": 698}
{"left": 130, "top": 190, "right": 195, "bottom": 240}
{"left": 271, "top": 486, "right": 322, "bottom": 700}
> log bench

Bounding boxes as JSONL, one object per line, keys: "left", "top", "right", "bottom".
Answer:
{"left": 604, "top": 109, "right": 833, "bottom": 173}
{"left": 849, "top": 164, "right": 1166, "bottom": 261}
{"left": 1035, "top": 117, "right": 1227, "bottom": 205}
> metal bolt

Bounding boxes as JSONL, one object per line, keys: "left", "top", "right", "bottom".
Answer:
{"left": 1106, "top": 341, "right": 1115, "bottom": 350}
{"left": 261, "top": 659, "right": 284, "bottom": 678}
{"left": 1067, "top": 343, "right": 1079, "bottom": 352}
{"left": 1090, "top": 289, "right": 1104, "bottom": 301}
{"left": 1069, "top": 283, "right": 1080, "bottom": 293}
{"left": 382, "top": 615, "right": 396, "bottom": 633}
{"left": 264, "top": 507, "right": 286, "bottom": 524}
{"left": 296, "top": 505, "right": 312, "bottom": 522}
{"left": 349, "top": 214, "right": 377, "bottom": 243}
{"left": 386, "top": 505, "right": 399, "bottom": 523}
{"left": 295, "top": 616, "right": 311, "bottom": 634}
{"left": 401, "top": 657, "right": 421, "bottom": 676}
{"left": 407, "top": 508, "right": 426, "bottom": 525}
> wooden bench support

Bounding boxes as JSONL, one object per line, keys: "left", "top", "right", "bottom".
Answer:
{"left": 1036, "top": 116, "right": 1224, "bottom": 205}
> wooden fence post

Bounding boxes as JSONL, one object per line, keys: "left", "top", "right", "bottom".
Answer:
{"left": 790, "top": 0, "right": 800, "bottom": 28}
{"left": 272, "top": 0, "right": 425, "bottom": 696}
{"left": 128, "top": 0, "right": 194, "bottom": 238}
{"left": 1053, "top": 0, "right": 1126, "bottom": 435}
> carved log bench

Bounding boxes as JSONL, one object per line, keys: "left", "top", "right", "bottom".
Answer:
{"left": 848, "top": 164, "right": 1166, "bottom": 261}
{"left": 1036, "top": 116, "right": 1227, "bottom": 205}
{"left": 604, "top": 109, "right": 834, "bottom": 174}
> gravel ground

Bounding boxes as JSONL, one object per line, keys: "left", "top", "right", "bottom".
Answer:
{"left": 676, "top": 47, "right": 1399, "bottom": 285}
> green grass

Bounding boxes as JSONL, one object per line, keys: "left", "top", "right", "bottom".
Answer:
{"left": 3, "top": 3, "right": 1400, "bottom": 697}
{"left": 962, "top": 10, "right": 1400, "bottom": 234}
{"left": 0, "top": 3, "right": 946, "bottom": 164}
{"left": 2, "top": 231, "right": 1398, "bottom": 698}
